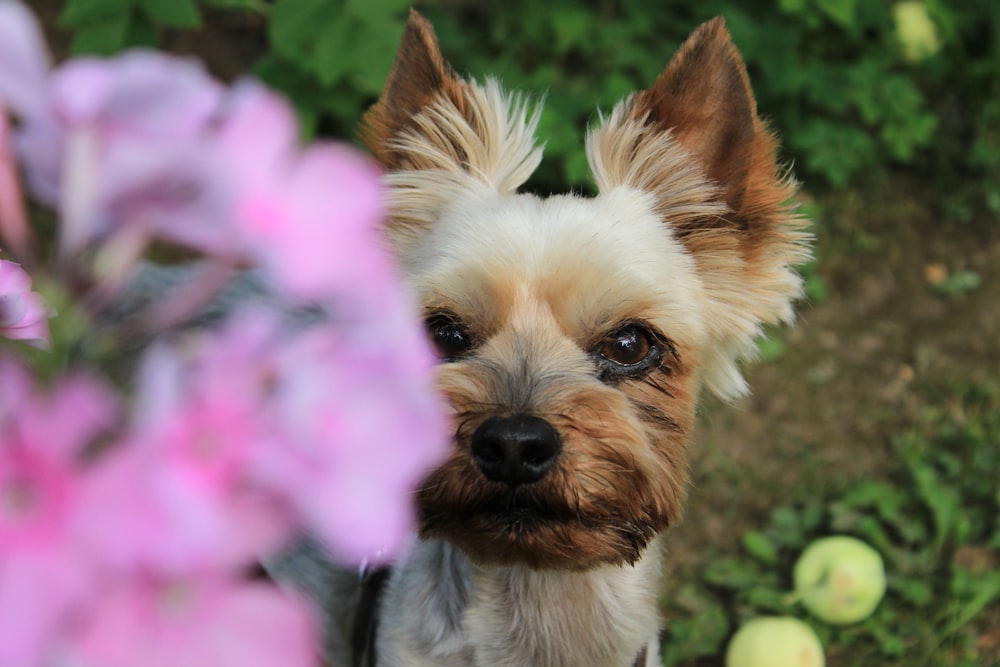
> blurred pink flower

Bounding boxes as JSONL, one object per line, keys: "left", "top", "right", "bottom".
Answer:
{"left": 0, "top": 360, "right": 118, "bottom": 667}
{"left": 0, "top": 2, "right": 228, "bottom": 259}
{"left": 60, "top": 575, "right": 318, "bottom": 667}
{"left": 0, "top": 257, "right": 49, "bottom": 346}
{"left": 251, "top": 320, "right": 448, "bottom": 564}
{"left": 82, "top": 332, "right": 292, "bottom": 575}
{"left": 214, "top": 83, "right": 386, "bottom": 301}
{"left": 0, "top": 1, "right": 50, "bottom": 118}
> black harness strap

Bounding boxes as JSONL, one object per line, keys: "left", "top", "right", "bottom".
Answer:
{"left": 351, "top": 566, "right": 391, "bottom": 667}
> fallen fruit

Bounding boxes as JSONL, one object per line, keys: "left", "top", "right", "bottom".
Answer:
{"left": 893, "top": 1, "right": 942, "bottom": 62}
{"left": 725, "top": 616, "right": 825, "bottom": 667}
{"left": 793, "top": 535, "right": 887, "bottom": 625}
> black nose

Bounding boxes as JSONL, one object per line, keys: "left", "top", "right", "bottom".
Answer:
{"left": 470, "top": 415, "right": 561, "bottom": 486}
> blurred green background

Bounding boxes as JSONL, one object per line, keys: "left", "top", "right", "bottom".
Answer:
{"left": 34, "top": 0, "right": 1000, "bottom": 665}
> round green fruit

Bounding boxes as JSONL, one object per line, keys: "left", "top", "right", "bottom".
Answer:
{"left": 725, "top": 616, "right": 825, "bottom": 667}
{"left": 893, "top": 1, "right": 942, "bottom": 62}
{"left": 793, "top": 535, "right": 886, "bottom": 625}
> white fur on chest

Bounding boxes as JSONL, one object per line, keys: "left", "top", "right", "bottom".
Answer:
{"left": 377, "top": 538, "right": 663, "bottom": 667}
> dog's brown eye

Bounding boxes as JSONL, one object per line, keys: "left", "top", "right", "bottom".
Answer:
{"left": 599, "top": 326, "right": 653, "bottom": 366}
{"left": 427, "top": 315, "right": 472, "bottom": 361}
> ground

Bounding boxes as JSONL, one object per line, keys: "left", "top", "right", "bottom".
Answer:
{"left": 671, "top": 180, "right": 999, "bottom": 566}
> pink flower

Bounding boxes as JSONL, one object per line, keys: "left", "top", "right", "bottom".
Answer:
{"left": 0, "top": 2, "right": 228, "bottom": 259}
{"left": 0, "top": 1, "right": 49, "bottom": 119}
{"left": 82, "top": 330, "right": 293, "bottom": 575}
{"left": 60, "top": 575, "right": 318, "bottom": 667}
{"left": 0, "top": 257, "right": 50, "bottom": 346}
{"left": 213, "top": 83, "right": 386, "bottom": 301}
{"left": 0, "top": 360, "right": 118, "bottom": 667}
{"left": 251, "top": 319, "right": 448, "bottom": 564}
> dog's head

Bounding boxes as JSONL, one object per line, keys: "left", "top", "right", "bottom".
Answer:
{"left": 362, "top": 11, "right": 809, "bottom": 570}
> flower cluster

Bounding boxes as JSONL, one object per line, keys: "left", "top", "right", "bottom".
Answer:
{"left": 0, "top": 2, "right": 447, "bottom": 665}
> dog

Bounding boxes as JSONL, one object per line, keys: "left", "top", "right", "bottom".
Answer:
{"left": 272, "top": 9, "right": 810, "bottom": 667}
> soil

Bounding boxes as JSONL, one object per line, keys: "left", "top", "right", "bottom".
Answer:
{"left": 666, "top": 181, "right": 1000, "bottom": 575}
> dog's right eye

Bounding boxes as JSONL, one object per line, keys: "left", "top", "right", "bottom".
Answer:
{"left": 426, "top": 315, "right": 472, "bottom": 361}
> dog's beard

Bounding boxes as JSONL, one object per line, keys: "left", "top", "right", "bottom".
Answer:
{"left": 416, "top": 369, "right": 694, "bottom": 570}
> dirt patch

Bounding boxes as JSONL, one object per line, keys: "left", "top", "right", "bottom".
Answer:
{"left": 664, "top": 178, "right": 1000, "bottom": 578}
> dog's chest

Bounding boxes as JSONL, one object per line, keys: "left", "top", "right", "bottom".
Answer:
{"left": 376, "top": 540, "right": 663, "bottom": 667}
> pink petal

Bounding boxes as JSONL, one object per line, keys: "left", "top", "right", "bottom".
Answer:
{"left": 50, "top": 52, "right": 221, "bottom": 136}
{"left": 0, "top": 1, "right": 51, "bottom": 118}
{"left": 0, "top": 540, "right": 94, "bottom": 667}
{"left": 258, "top": 145, "right": 384, "bottom": 299}
{"left": 214, "top": 82, "right": 297, "bottom": 190}
{"left": 18, "top": 374, "right": 117, "bottom": 459}
{"left": 0, "top": 260, "right": 50, "bottom": 346}
{"left": 63, "top": 577, "right": 318, "bottom": 667}
{"left": 0, "top": 109, "right": 30, "bottom": 255}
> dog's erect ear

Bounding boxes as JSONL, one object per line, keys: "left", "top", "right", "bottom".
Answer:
{"left": 360, "top": 10, "right": 469, "bottom": 170}
{"left": 361, "top": 9, "right": 541, "bottom": 186}
{"left": 629, "top": 17, "right": 756, "bottom": 214}
{"left": 587, "top": 18, "right": 810, "bottom": 400}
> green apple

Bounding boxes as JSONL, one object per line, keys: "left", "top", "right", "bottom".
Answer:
{"left": 793, "top": 535, "right": 886, "bottom": 625}
{"left": 893, "top": 1, "right": 942, "bottom": 62}
{"left": 725, "top": 616, "right": 825, "bottom": 667}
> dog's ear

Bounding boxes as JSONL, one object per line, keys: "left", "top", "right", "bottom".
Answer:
{"left": 360, "top": 10, "right": 469, "bottom": 170}
{"left": 629, "top": 17, "right": 757, "bottom": 215}
{"left": 587, "top": 18, "right": 810, "bottom": 399}
{"left": 361, "top": 9, "right": 541, "bottom": 186}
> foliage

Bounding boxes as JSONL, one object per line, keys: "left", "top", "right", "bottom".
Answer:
{"left": 660, "top": 380, "right": 1000, "bottom": 666}
{"left": 54, "top": 0, "right": 1000, "bottom": 219}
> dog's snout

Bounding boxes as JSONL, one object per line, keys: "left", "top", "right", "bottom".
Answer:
{"left": 470, "top": 415, "right": 561, "bottom": 486}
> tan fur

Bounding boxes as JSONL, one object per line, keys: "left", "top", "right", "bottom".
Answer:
{"left": 346, "top": 11, "right": 812, "bottom": 666}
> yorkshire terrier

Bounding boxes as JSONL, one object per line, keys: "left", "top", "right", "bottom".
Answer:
{"left": 275, "top": 10, "right": 810, "bottom": 667}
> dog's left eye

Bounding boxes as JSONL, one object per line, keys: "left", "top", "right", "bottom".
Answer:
{"left": 426, "top": 315, "right": 473, "bottom": 361}
{"left": 595, "top": 325, "right": 662, "bottom": 379}
{"left": 599, "top": 326, "right": 653, "bottom": 365}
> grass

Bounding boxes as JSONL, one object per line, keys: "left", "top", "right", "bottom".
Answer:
{"left": 659, "top": 380, "right": 1000, "bottom": 666}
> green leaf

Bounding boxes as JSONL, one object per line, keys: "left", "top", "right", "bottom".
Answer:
{"left": 701, "top": 556, "right": 764, "bottom": 590}
{"left": 933, "top": 270, "right": 981, "bottom": 296}
{"left": 344, "top": 0, "right": 408, "bottom": 19}
{"left": 70, "top": 13, "right": 132, "bottom": 55}
{"left": 312, "top": 17, "right": 355, "bottom": 86}
{"left": 127, "top": 12, "right": 159, "bottom": 47}
{"left": 742, "top": 530, "right": 780, "bottom": 565}
{"left": 816, "top": 0, "right": 857, "bottom": 30}
{"left": 756, "top": 335, "right": 786, "bottom": 362}
{"left": 911, "top": 463, "right": 962, "bottom": 549}
{"left": 201, "top": 0, "right": 263, "bottom": 9}
{"left": 59, "top": 0, "right": 131, "bottom": 26}
{"left": 891, "top": 575, "right": 935, "bottom": 607}
{"left": 268, "top": 0, "right": 335, "bottom": 62}
{"left": 778, "top": 0, "right": 808, "bottom": 14}
{"left": 137, "top": 0, "right": 201, "bottom": 28}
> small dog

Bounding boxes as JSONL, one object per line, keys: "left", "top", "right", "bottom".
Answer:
{"left": 283, "top": 10, "right": 810, "bottom": 667}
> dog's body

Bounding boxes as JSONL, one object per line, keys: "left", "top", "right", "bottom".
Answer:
{"left": 275, "top": 11, "right": 809, "bottom": 666}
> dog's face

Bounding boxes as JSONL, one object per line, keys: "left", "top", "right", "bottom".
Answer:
{"left": 362, "top": 11, "right": 809, "bottom": 570}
